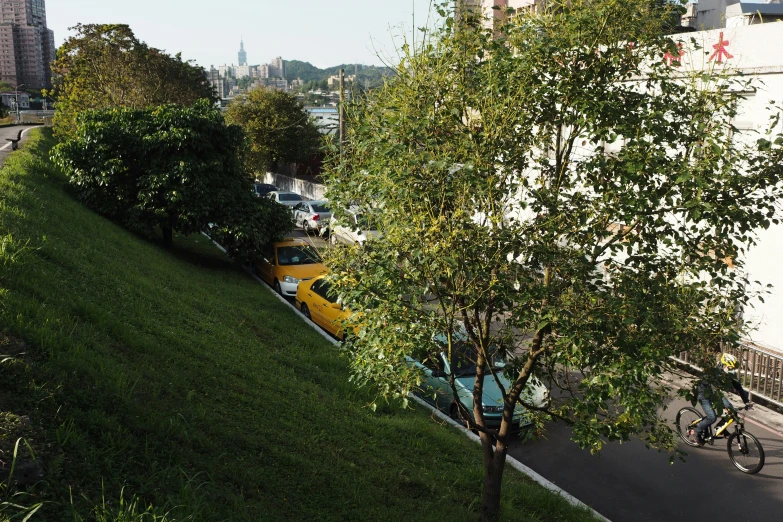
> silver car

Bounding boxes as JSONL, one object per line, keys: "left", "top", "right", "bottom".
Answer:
{"left": 292, "top": 200, "right": 332, "bottom": 235}
{"left": 267, "top": 191, "right": 304, "bottom": 207}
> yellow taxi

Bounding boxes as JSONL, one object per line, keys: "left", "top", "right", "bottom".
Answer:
{"left": 252, "top": 238, "right": 325, "bottom": 297}
{"left": 296, "top": 275, "right": 356, "bottom": 340}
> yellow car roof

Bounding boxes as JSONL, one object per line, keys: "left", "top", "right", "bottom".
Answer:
{"left": 274, "top": 238, "right": 310, "bottom": 247}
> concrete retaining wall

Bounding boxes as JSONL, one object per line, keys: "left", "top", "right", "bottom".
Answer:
{"left": 260, "top": 172, "right": 327, "bottom": 201}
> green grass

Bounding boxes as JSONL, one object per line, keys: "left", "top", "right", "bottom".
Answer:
{"left": 0, "top": 128, "right": 599, "bottom": 521}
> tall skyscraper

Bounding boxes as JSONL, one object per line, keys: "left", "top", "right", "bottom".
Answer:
{"left": 0, "top": 0, "right": 55, "bottom": 89}
{"left": 238, "top": 39, "right": 247, "bottom": 66}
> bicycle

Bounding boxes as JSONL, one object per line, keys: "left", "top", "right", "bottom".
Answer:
{"left": 675, "top": 404, "right": 765, "bottom": 474}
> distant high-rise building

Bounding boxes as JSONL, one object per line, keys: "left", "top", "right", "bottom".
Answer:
{"left": 0, "top": 0, "right": 55, "bottom": 89}
{"left": 269, "top": 56, "right": 285, "bottom": 78}
{"left": 238, "top": 39, "right": 247, "bottom": 66}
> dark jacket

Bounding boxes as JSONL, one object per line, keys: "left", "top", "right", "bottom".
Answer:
{"left": 696, "top": 365, "right": 750, "bottom": 404}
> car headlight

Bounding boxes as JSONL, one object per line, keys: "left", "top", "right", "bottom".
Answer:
{"left": 283, "top": 276, "right": 300, "bottom": 284}
{"left": 482, "top": 405, "right": 503, "bottom": 414}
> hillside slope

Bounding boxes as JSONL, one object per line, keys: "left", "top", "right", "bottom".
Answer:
{"left": 0, "top": 129, "right": 597, "bottom": 521}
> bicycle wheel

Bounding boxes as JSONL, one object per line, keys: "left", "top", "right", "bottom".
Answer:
{"left": 727, "top": 431, "right": 765, "bottom": 474}
{"left": 676, "top": 407, "right": 704, "bottom": 447}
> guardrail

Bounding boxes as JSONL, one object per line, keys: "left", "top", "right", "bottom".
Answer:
{"left": 672, "top": 342, "right": 783, "bottom": 409}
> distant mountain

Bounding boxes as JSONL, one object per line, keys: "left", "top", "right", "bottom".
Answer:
{"left": 286, "top": 60, "right": 394, "bottom": 86}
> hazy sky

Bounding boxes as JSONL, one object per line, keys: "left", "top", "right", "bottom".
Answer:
{"left": 46, "top": 0, "right": 439, "bottom": 70}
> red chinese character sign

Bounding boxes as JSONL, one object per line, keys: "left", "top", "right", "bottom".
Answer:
{"left": 709, "top": 32, "right": 733, "bottom": 63}
{"left": 663, "top": 43, "right": 684, "bottom": 66}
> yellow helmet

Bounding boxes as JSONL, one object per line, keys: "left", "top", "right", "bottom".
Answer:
{"left": 720, "top": 353, "right": 737, "bottom": 369}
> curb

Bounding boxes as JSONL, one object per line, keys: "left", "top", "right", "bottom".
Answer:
{"left": 202, "top": 233, "right": 611, "bottom": 522}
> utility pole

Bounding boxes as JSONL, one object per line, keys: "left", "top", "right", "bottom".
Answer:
{"left": 14, "top": 84, "right": 24, "bottom": 124}
{"left": 339, "top": 68, "right": 345, "bottom": 152}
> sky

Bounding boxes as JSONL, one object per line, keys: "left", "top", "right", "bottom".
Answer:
{"left": 46, "top": 0, "right": 439, "bottom": 70}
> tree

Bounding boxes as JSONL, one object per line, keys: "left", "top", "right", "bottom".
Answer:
{"left": 51, "top": 100, "right": 292, "bottom": 250}
{"left": 323, "top": 2, "right": 783, "bottom": 520}
{"left": 51, "top": 24, "right": 217, "bottom": 138}
{"left": 237, "top": 76, "right": 255, "bottom": 91}
{"left": 225, "top": 89, "right": 322, "bottom": 174}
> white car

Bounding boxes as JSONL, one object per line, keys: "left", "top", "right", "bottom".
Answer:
{"left": 267, "top": 191, "right": 303, "bottom": 207}
{"left": 330, "top": 207, "right": 380, "bottom": 246}
{"left": 292, "top": 200, "right": 332, "bottom": 235}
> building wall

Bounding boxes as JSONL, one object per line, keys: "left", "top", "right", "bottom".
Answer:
{"left": 0, "top": 0, "right": 53, "bottom": 89}
{"left": 657, "top": 23, "right": 783, "bottom": 351}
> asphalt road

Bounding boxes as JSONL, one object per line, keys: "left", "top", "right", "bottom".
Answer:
{"left": 510, "top": 396, "right": 783, "bottom": 522}
{"left": 0, "top": 125, "right": 37, "bottom": 167}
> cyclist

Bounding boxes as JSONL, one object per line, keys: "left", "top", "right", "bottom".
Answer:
{"left": 690, "top": 352, "right": 752, "bottom": 446}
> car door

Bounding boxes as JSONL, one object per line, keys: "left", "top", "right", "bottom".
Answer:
{"left": 292, "top": 202, "right": 306, "bottom": 227}
{"left": 416, "top": 352, "right": 451, "bottom": 410}
{"left": 306, "top": 279, "right": 326, "bottom": 328}
{"left": 255, "top": 243, "right": 275, "bottom": 285}
{"left": 317, "top": 281, "right": 343, "bottom": 337}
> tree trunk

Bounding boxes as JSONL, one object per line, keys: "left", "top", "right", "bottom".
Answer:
{"left": 480, "top": 431, "right": 508, "bottom": 522}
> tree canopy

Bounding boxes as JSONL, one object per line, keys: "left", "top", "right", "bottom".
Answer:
{"left": 51, "top": 100, "right": 292, "bottom": 250}
{"left": 50, "top": 24, "right": 217, "bottom": 138}
{"left": 323, "top": 1, "right": 783, "bottom": 520}
{"left": 224, "top": 89, "right": 322, "bottom": 174}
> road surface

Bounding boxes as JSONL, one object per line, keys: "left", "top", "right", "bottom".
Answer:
{"left": 0, "top": 125, "right": 37, "bottom": 167}
{"left": 510, "top": 396, "right": 783, "bottom": 521}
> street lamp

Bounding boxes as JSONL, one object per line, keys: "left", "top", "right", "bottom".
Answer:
{"left": 13, "top": 84, "right": 25, "bottom": 124}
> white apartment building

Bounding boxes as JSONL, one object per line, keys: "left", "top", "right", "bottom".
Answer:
{"left": 665, "top": 22, "right": 783, "bottom": 351}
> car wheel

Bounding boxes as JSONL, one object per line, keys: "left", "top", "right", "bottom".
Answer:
{"left": 274, "top": 279, "right": 282, "bottom": 295}
{"left": 330, "top": 233, "right": 337, "bottom": 245}
{"left": 303, "top": 221, "right": 311, "bottom": 235}
{"left": 449, "top": 404, "right": 461, "bottom": 422}
{"left": 301, "top": 303, "right": 311, "bottom": 319}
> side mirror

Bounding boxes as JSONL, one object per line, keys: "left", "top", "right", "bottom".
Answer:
{"left": 331, "top": 302, "right": 343, "bottom": 310}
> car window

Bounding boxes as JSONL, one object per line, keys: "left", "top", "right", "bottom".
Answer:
{"left": 276, "top": 245, "right": 321, "bottom": 266}
{"left": 261, "top": 243, "right": 274, "bottom": 261}
{"left": 312, "top": 203, "right": 330, "bottom": 213}
{"left": 310, "top": 279, "right": 324, "bottom": 294}
{"left": 422, "top": 353, "right": 445, "bottom": 373}
{"left": 293, "top": 202, "right": 305, "bottom": 211}
{"left": 279, "top": 193, "right": 302, "bottom": 202}
{"left": 441, "top": 341, "right": 506, "bottom": 377}
{"left": 314, "top": 280, "right": 338, "bottom": 303}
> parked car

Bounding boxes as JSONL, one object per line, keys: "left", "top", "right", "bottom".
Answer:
{"left": 407, "top": 328, "right": 548, "bottom": 429}
{"left": 251, "top": 238, "right": 325, "bottom": 296}
{"left": 329, "top": 207, "right": 379, "bottom": 245}
{"left": 295, "top": 275, "right": 357, "bottom": 340}
{"left": 253, "top": 183, "right": 278, "bottom": 198}
{"left": 267, "top": 191, "right": 304, "bottom": 207}
{"left": 292, "top": 200, "right": 332, "bottom": 235}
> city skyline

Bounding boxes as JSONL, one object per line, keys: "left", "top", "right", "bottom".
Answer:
{"left": 46, "top": 0, "right": 437, "bottom": 71}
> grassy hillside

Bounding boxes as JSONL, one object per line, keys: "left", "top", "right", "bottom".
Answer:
{"left": 0, "top": 129, "right": 597, "bottom": 521}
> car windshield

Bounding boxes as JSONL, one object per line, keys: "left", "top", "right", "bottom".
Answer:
{"left": 277, "top": 245, "right": 321, "bottom": 266}
{"left": 312, "top": 203, "right": 330, "bottom": 213}
{"left": 279, "top": 193, "right": 302, "bottom": 202}
{"left": 445, "top": 342, "right": 507, "bottom": 377}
